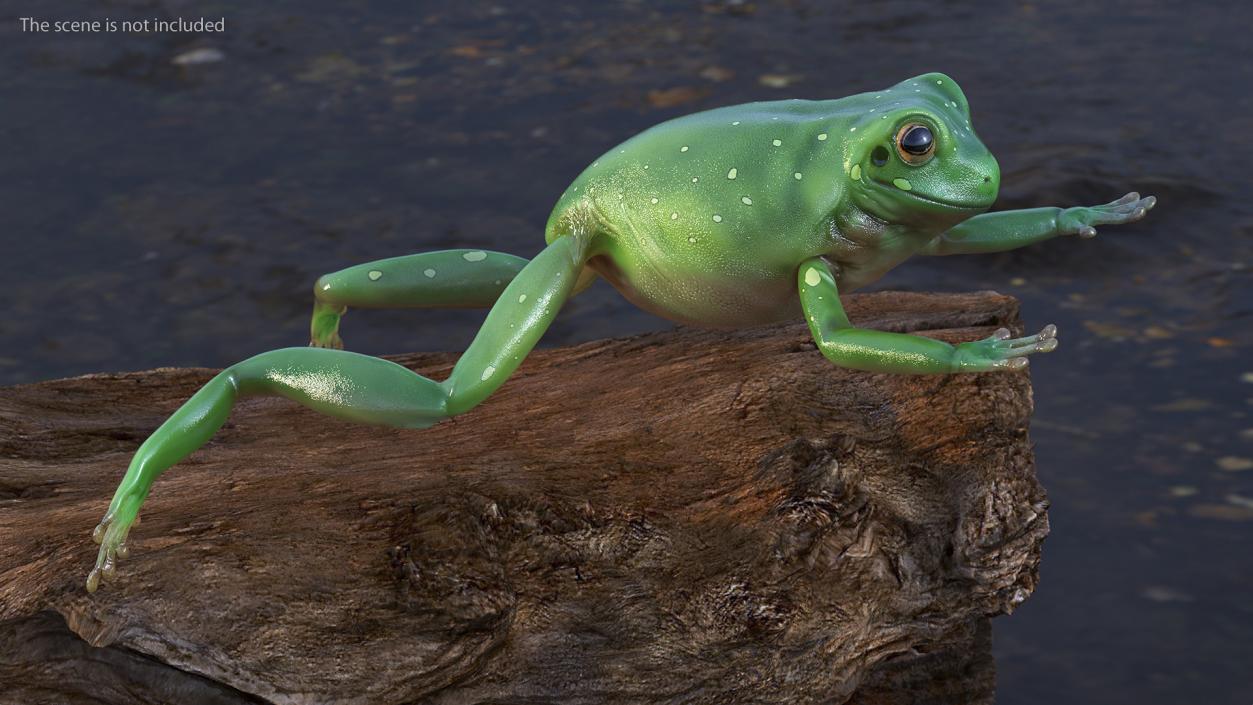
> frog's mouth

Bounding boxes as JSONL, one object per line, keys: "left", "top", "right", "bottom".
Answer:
{"left": 870, "top": 177, "right": 990, "bottom": 211}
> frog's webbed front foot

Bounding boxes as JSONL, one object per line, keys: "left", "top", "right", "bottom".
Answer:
{"left": 1058, "top": 192, "right": 1157, "bottom": 239}
{"left": 951, "top": 324, "right": 1058, "bottom": 372}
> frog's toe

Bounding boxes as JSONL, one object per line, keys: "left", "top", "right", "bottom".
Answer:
{"left": 1106, "top": 191, "right": 1140, "bottom": 207}
{"left": 991, "top": 357, "right": 1030, "bottom": 371}
{"left": 91, "top": 516, "right": 109, "bottom": 544}
{"left": 995, "top": 324, "right": 1061, "bottom": 356}
{"left": 309, "top": 333, "right": 344, "bottom": 350}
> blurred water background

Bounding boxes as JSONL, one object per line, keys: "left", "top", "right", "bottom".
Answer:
{"left": 1, "top": 1, "right": 1249, "bottom": 702}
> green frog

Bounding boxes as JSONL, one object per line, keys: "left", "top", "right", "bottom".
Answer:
{"left": 87, "top": 71, "right": 1155, "bottom": 592}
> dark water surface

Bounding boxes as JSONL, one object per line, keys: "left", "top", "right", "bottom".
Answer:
{"left": 1, "top": 1, "right": 1249, "bottom": 702}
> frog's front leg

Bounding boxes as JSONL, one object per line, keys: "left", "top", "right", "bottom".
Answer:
{"left": 89, "top": 234, "right": 590, "bottom": 592}
{"left": 921, "top": 192, "right": 1157, "bottom": 255}
{"left": 798, "top": 257, "right": 1057, "bottom": 374}
{"left": 310, "top": 249, "right": 529, "bottom": 348}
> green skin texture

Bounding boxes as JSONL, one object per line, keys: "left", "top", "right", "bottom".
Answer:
{"left": 87, "top": 72, "right": 1155, "bottom": 591}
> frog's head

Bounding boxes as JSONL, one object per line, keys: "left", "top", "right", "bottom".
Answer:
{"left": 845, "top": 72, "right": 999, "bottom": 229}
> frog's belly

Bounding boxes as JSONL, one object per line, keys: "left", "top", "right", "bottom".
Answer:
{"left": 589, "top": 255, "right": 801, "bottom": 328}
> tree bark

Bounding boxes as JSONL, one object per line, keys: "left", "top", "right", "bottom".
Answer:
{"left": 0, "top": 291, "right": 1048, "bottom": 705}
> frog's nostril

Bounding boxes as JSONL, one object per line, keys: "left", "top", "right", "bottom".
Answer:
{"left": 983, "top": 175, "right": 992, "bottom": 183}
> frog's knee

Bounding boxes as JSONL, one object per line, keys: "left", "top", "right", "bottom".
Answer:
{"left": 313, "top": 272, "right": 349, "bottom": 304}
{"left": 314, "top": 273, "right": 332, "bottom": 296}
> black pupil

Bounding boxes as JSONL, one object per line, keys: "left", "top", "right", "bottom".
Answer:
{"left": 901, "top": 126, "right": 933, "bottom": 155}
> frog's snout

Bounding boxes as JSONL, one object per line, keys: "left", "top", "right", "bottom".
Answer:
{"left": 974, "top": 156, "right": 1001, "bottom": 205}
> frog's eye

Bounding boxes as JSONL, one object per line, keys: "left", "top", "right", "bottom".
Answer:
{"left": 895, "top": 124, "right": 935, "bottom": 165}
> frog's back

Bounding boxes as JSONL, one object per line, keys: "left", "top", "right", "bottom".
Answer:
{"left": 545, "top": 99, "right": 857, "bottom": 240}
{"left": 544, "top": 97, "right": 865, "bottom": 326}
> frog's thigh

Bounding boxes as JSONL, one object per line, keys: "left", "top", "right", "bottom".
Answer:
{"left": 315, "top": 249, "right": 529, "bottom": 309}
{"left": 442, "top": 234, "right": 590, "bottom": 415}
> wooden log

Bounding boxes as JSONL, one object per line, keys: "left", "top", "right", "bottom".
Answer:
{"left": 0, "top": 291, "right": 1048, "bottom": 705}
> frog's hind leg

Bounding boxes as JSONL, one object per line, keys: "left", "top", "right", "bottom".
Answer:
{"left": 310, "top": 249, "right": 529, "bottom": 349}
{"left": 90, "top": 234, "right": 591, "bottom": 592}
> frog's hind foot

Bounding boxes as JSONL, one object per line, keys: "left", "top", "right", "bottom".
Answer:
{"left": 309, "top": 300, "right": 346, "bottom": 349}
{"left": 87, "top": 505, "right": 139, "bottom": 593}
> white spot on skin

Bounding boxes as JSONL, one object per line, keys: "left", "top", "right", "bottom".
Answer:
{"left": 592, "top": 161, "right": 599, "bottom": 167}
{"left": 643, "top": 164, "right": 649, "bottom": 169}
{"left": 712, "top": 214, "right": 722, "bottom": 222}
{"left": 805, "top": 268, "right": 822, "bottom": 287}
{"left": 731, "top": 121, "right": 740, "bottom": 125}
{"left": 741, "top": 196, "right": 753, "bottom": 205}
{"left": 692, "top": 177, "right": 699, "bottom": 183}
{"left": 671, "top": 212, "right": 679, "bottom": 220}
{"left": 849, "top": 127, "right": 857, "bottom": 132}
{"left": 481, "top": 365, "right": 496, "bottom": 381}
{"left": 680, "top": 146, "right": 689, "bottom": 152}
{"left": 688, "top": 236, "right": 697, "bottom": 243}
{"left": 518, "top": 294, "right": 527, "bottom": 303}
{"left": 727, "top": 168, "right": 737, "bottom": 179}
{"left": 424, "top": 268, "right": 436, "bottom": 278}
{"left": 817, "top": 133, "right": 828, "bottom": 141}
{"left": 794, "top": 172, "right": 803, "bottom": 180}
{"left": 936, "top": 79, "right": 943, "bottom": 84}
{"left": 463, "top": 250, "right": 487, "bottom": 262}
{"left": 772, "top": 139, "right": 782, "bottom": 146}
{"left": 651, "top": 197, "right": 659, "bottom": 204}
{"left": 850, "top": 164, "right": 861, "bottom": 181}
{"left": 368, "top": 270, "right": 383, "bottom": 281}
{"left": 321, "top": 283, "right": 330, "bottom": 291}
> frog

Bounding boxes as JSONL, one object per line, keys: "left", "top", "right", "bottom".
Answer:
{"left": 86, "top": 72, "right": 1155, "bottom": 592}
